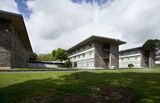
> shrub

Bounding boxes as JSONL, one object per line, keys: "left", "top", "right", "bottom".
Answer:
{"left": 64, "top": 60, "right": 72, "bottom": 68}
{"left": 128, "top": 64, "right": 134, "bottom": 68}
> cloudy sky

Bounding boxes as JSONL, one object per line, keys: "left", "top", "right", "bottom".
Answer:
{"left": 0, "top": 0, "right": 160, "bottom": 54}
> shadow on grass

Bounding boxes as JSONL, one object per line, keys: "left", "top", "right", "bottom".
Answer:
{"left": 0, "top": 72, "right": 160, "bottom": 103}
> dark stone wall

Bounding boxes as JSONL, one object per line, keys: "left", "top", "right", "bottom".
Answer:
{"left": 10, "top": 23, "right": 30, "bottom": 68}
{"left": 0, "top": 19, "right": 31, "bottom": 69}
{"left": 0, "top": 20, "right": 11, "bottom": 68}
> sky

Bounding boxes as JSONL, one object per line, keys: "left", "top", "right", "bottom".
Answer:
{"left": 0, "top": 0, "right": 160, "bottom": 54}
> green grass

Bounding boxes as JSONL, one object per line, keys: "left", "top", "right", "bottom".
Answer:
{"left": 0, "top": 67, "right": 160, "bottom": 103}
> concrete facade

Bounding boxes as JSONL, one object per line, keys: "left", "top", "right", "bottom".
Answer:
{"left": 0, "top": 11, "right": 32, "bottom": 69}
{"left": 119, "top": 47, "right": 155, "bottom": 68}
{"left": 68, "top": 36, "right": 126, "bottom": 69}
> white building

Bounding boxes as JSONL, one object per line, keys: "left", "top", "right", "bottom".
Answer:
{"left": 119, "top": 47, "right": 155, "bottom": 68}
{"left": 68, "top": 35, "right": 126, "bottom": 69}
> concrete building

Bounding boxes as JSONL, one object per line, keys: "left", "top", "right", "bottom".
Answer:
{"left": 0, "top": 10, "right": 33, "bottom": 69}
{"left": 68, "top": 35, "right": 126, "bottom": 69}
{"left": 119, "top": 47, "right": 155, "bottom": 68}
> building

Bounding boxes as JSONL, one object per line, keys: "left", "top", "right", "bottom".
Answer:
{"left": 0, "top": 10, "right": 33, "bottom": 69}
{"left": 67, "top": 35, "right": 126, "bottom": 69}
{"left": 119, "top": 46, "right": 155, "bottom": 68}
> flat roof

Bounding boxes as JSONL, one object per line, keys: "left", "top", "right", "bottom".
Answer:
{"left": 0, "top": 10, "right": 33, "bottom": 52}
{"left": 67, "top": 35, "right": 126, "bottom": 52}
{"left": 119, "top": 46, "right": 154, "bottom": 53}
{"left": 119, "top": 46, "right": 142, "bottom": 53}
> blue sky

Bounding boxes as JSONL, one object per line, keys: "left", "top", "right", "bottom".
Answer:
{"left": 15, "top": 0, "right": 32, "bottom": 18}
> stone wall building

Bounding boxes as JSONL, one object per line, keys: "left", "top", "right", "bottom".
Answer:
{"left": 68, "top": 35, "right": 126, "bottom": 69}
{"left": 119, "top": 47, "right": 155, "bottom": 68}
{"left": 0, "top": 10, "right": 33, "bottom": 69}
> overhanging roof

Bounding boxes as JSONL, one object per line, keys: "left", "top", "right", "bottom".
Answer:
{"left": 0, "top": 10, "right": 33, "bottom": 52}
{"left": 119, "top": 46, "right": 154, "bottom": 53}
{"left": 119, "top": 46, "right": 142, "bottom": 53}
{"left": 68, "top": 35, "right": 126, "bottom": 52}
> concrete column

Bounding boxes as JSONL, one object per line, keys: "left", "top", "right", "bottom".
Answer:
{"left": 149, "top": 51, "right": 155, "bottom": 68}
{"left": 109, "top": 45, "right": 119, "bottom": 69}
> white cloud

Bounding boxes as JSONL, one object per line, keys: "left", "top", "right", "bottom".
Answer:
{"left": 1, "top": 0, "right": 160, "bottom": 53}
{"left": 0, "top": 0, "right": 18, "bottom": 13}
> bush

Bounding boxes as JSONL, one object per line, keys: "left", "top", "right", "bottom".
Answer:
{"left": 64, "top": 60, "right": 72, "bottom": 68}
{"left": 128, "top": 64, "right": 134, "bottom": 68}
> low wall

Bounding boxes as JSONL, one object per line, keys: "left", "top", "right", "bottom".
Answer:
{"left": 27, "top": 61, "right": 61, "bottom": 68}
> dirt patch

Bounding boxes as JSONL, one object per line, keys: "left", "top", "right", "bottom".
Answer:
{"left": 19, "top": 92, "right": 54, "bottom": 103}
{"left": 61, "top": 86, "right": 137, "bottom": 103}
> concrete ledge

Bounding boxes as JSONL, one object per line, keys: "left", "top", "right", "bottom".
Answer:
{"left": 0, "top": 67, "right": 11, "bottom": 70}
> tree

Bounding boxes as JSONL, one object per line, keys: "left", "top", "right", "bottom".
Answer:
{"left": 64, "top": 60, "right": 72, "bottom": 68}
{"left": 29, "top": 52, "right": 38, "bottom": 60}
{"left": 128, "top": 64, "right": 134, "bottom": 68}
{"left": 51, "top": 50, "right": 56, "bottom": 61}
{"left": 51, "top": 48, "right": 68, "bottom": 61}
{"left": 143, "top": 39, "right": 160, "bottom": 61}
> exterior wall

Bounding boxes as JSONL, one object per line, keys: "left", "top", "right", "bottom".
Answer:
{"left": 109, "top": 44, "right": 119, "bottom": 69}
{"left": 141, "top": 50, "right": 148, "bottom": 68}
{"left": 10, "top": 24, "right": 30, "bottom": 68}
{"left": 69, "top": 43, "right": 95, "bottom": 69}
{"left": 119, "top": 50, "right": 142, "bottom": 68}
{"left": 27, "top": 62, "right": 58, "bottom": 68}
{"left": 94, "top": 42, "right": 110, "bottom": 68}
{"left": 69, "top": 42, "right": 120, "bottom": 69}
{"left": 0, "top": 20, "right": 11, "bottom": 69}
{"left": 120, "top": 49, "right": 155, "bottom": 68}
{"left": 149, "top": 51, "right": 155, "bottom": 68}
{"left": 0, "top": 19, "right": 31, "bottom": 69}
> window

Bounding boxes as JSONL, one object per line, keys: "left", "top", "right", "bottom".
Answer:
{"left": 135, "top": 57, "right": 138, "bottom": 60}
{"left": 90, "top": 51, "right": 92, "bottom": 55}
{"left": 83, "top": 53, "right": 85, "bottom": 57}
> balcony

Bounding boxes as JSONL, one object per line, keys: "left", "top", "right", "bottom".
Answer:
{"left": 102, "top": 54, "right": 109, "bottom": 59}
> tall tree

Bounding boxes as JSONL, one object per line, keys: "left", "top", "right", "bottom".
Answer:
{"left": 51, "top": 50, "right": 57, "bottom": 61}
{"left": 51, "top": 48, "right": 68, "bottom": 61}
{"left": 143, "top": 39, "right": 160, "bottom": 61}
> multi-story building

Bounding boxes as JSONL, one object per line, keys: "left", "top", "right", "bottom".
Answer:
{"left": 0, "top": 10, "right": 33, "bottom": 69}
{"left": 119, "top": 47, "right": 155, "bottom": 68}
{"left": 68, "top": 35, "right": 126, "bottom": 69}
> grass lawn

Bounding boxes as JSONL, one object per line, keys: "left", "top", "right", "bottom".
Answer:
{"left": 0, "top": 67, "right": 160, "bottom": 103}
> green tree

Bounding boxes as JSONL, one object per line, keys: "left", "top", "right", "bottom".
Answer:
{"left": 143, "top": 39, "right": 160, "bottom": 61}
{"left": 51, "top": 50, "right": 56, "bottom": 61}
{"left": 29, "top": 52, "right": 38, "bottom": 60}
{"left": 64, "top": 59, "right": 72, "bottom": 68}
{"left": 51, "top": 48, "right": 68, "bottom": 61}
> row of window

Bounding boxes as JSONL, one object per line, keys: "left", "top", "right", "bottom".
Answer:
{"left": 120, "top": 62, "right": 141, "bottom": 68}
{"left": 70, "top": 51, "right": 94, "bottom": 60}
{"left": 120, "top": 56, "right": 140, "bottom": 61}
{"left": 76, "top": 59, "right": 94, "bottom": 67}
{"left": 71, "top": 44, "right": 94, "bottom": 55}
{"left": 120, "top": 51, "right": 139, "bottom": 56}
